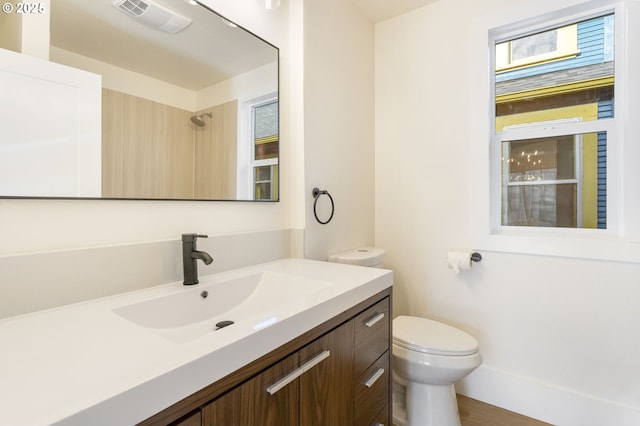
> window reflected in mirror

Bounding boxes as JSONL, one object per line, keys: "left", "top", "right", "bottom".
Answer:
{"left": 252, "top": 100, "right": 279, "bottom": 201}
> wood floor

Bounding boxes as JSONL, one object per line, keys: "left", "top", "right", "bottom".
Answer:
{"left": 458, "top": 394, "right": 552, "bottom": 426}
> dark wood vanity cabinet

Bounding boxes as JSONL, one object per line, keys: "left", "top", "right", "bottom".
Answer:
{"left": 202, "top": 321, "right": 355, "bottom": 426}
{"left": 145, "top": 288, "right": 391, "bottom": 426}
{"left": 202, "top": 352, "right": 300, "bottom": 425}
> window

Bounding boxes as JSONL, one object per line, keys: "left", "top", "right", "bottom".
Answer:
{"left": 495, "top": 24, "right": 579, "bottom": 71}
{"left": 492, "top": 12, "right": 615, "bottom": 230}
{"left": 470, "top": 0, "right": 640, "bottom": 261}
{"left": 501, "top": 128, "right": 605, "bottom": 228}
{"left": 251, "top": 99, "right": 279, "bottom": 201}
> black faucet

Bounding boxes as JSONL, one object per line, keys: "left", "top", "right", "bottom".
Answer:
{"left": 182, "top": 233, "right": 213, "bottom": 285}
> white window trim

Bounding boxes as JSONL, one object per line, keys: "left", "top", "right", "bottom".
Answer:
{"left": 495, "top": 24, "right": 579, "bottom": 72}
{"left": 493, "top": 119, "right": 618, "bottom": 233}
{"left": 469, "top": 0, "right": 640, "bottom": 263}
{"left": 237, "top": 93, "right": 278, "bottom": 200}
{"left": 501, "top": 119, "right": 585, "bottom": 228}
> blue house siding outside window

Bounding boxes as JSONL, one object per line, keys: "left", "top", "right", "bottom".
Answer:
{"left": 496, "top": 16, "right": 613, "bottom": 82}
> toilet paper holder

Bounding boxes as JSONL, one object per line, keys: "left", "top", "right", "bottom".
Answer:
{"left": 470, "top": 252, "right": 482, "bottom": 263}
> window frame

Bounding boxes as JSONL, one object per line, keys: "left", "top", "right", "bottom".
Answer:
{"left": 237, "top": 93, "right": 279, "bottom": 201}
{"left": 472, "top": 0, "right": 640, "bottom": 262}
{"left": 250, "top": 98, "right": 279, "bottom": 201}
{"left": 501, "top": 119, "right": 584, "bottom": 228}
{"left": 495, "top": 23, "right": 579, "bottom": 72}
{"left": 494, "top": 119, "right": 616, "bottom": 231}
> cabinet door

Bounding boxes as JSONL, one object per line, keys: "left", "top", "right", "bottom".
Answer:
{"left": 201, "top": 352, "right": 299, "bottom": 426}
{"left": 299, "top": 321, "right": 355, "bottom": 426}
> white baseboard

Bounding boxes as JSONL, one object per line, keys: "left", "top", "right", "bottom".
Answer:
{"left": 456, "top": 366, "right": 640, "bottom": 426}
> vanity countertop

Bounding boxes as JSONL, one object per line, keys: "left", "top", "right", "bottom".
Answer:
{"left": 0, "top": 258, "right": 392, "bottom": 426}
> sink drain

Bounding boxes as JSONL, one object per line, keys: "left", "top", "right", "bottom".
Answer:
{"left": 214, "top": 320, "right": 234, "bottom": 330}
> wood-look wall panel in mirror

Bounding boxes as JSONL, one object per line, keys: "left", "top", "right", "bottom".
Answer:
{"left": 0, "top": 0, "right": 279, "bottom": 201}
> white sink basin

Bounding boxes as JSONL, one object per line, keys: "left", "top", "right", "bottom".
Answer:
{"left": 113, "top": 271, "right": 334, "bottom": 343}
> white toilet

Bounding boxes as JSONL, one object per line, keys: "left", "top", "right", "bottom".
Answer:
{"left": 329, "top": 247, "right": 482, "bottom": 426}
{"left": 393, "top": 316, "right": 482, "bottom": 426}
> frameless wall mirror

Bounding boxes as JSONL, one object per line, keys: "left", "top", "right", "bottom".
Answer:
{"left": 0, "top": 0, "right": 279, "bottom": 201}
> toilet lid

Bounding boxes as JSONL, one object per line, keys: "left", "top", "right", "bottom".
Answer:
{"left": 393, "top": 316, "right": 479, "bottom": 356}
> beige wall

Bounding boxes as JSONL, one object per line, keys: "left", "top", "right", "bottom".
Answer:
{"left": 0, "top": 8, "right": 21, "bottom": 52}
{"left": 302, "top": 0, "right": 376, "bottom": 260}
{"left": 102, "top": 89, "right": 195, "bottom": 199}
{"left": 50, "top": 46, "right": 196, "bottom": 112}
{"left": 194, "top": 101, "right": 238, "bottom": 200}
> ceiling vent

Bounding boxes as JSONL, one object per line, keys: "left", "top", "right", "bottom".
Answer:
{"left": 113, "top": 0, "right": 192, "bottom": 33}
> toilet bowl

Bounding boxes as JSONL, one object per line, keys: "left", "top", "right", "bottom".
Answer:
{"left": 393, "top": 315, "right": 482, "bottom": 426}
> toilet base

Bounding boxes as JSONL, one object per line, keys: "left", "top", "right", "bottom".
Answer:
{"left": 405, "top": 382, "right": 461, "bottom": 426}
{"left": 392, "top": 380, "right": 407, "bottom": 426}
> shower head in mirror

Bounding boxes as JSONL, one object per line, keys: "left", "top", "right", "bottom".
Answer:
{"left": 190, "top": 112, "right": 212, "bottom": 127}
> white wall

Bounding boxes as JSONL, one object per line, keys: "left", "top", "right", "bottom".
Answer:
{"left": 375, "top": 0, "right": 640, "bottom": 424}
{"left": 302, "top": 0, "right": 376, "bottom": 260}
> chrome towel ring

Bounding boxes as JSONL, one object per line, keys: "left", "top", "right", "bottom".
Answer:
{"left": 312, "top": 187, "right": 334, "bottom": 225}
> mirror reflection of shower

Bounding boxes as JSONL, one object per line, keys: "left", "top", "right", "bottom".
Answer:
{"left": 190, "top": 112, "right": 212, "bottom": 127}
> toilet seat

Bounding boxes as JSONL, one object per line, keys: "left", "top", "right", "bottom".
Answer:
{"left": 393, "top": 316, "right": 479, "bottom": 356}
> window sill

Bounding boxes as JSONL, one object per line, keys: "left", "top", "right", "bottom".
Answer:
{"left": 474, "top": 228, "right": 640, "bottom": 263}
{"left": 496, "top": 49, "right": 581, "bottom": 73}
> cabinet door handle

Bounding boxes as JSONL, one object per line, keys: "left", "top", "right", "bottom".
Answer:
{"left": 300, "top": 350, "right": 331, "bottom": 372}
{"left": 365, "top": 312, "right": 385, "bottom": 328}
{"left": 364, "top": 368, "right": 385, "bottom": 388}
{"left": 266, "top": 351, "right": 331, "bottom": 395}
{"left": 266, "top": 367, "right": 304, "bottom": 395}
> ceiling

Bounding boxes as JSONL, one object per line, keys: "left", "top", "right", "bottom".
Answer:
{"left": 47, "top": 0, "right": 437, "bottom": 91}
{"left": 349, "top": 0, "right": 440, "bottom": 23}
{"left": 49, "top": 0, "right": 277, "bottom": 91}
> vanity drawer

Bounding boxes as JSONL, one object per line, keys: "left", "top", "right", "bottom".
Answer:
{"left": 355, "top": 351, "right": 390, "bottom": 426}
{"left": 369, "top": 405, "right": 390, "bottom": 426}
{"left": 354, "top": 297, "right": 389, "bottom": 377}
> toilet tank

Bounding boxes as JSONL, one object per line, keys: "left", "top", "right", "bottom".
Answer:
{"left": 328, "top": 247, "right": 386, "bottom": 268}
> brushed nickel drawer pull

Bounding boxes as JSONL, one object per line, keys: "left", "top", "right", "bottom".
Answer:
{"left": 365, "top": 312, "right": 385, "bottom": 328}
{"left": 364, "top": 368, "right": 385, "bottom": 388}
{"left": 266, "top": 367, "right": 304, "bottom": 395}
{"left": 300, "top": 350, "right": 331, "bottom": 372}
{"left": 266, "top": 351, "right": 331, "bottom": 395}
